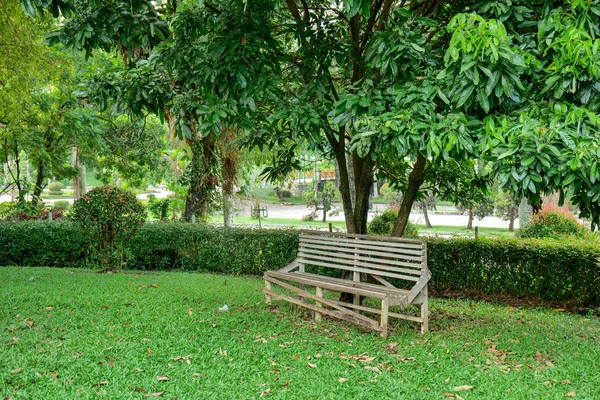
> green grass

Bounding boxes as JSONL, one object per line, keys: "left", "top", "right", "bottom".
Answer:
{"left": 208, "top": 215, "right": 348, "bottom": 229}
{"left": 417, "top": 225, "right": 515, "bottom": 238}
{"left": 207, "top": 215, "right": 514, "bottom": 237}
{"left": 1, "top": 267, "right": 598, "bottom": 399}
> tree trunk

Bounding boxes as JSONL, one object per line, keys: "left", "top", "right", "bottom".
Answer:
{"left": 333, "top": 143, "right": 375, "bottom": 303}
{"left": 220, "top": 127, "right": 238, "bottom": 228}
{"left": 508, "top": 216, "right": 515, "bottom": 232}
{"left": 184, "top": 135, "right": 217, "bottom": 222}
{"left": 422, "top": 203, "right": 432, "bottom": 228}
{"left": 322, "top": 206, "right": 327, "bottom": 222}
{"left": 391, "top": 155, "right": 427, "bottom": 237}
{"left": 31, "top": 162, "right": 44, "bottom": 206}
{"left": 467, "top": 209, "right": 474, "bottom": 230}
{"left": 72, "top": 147, "right": 86, "bottom": 200}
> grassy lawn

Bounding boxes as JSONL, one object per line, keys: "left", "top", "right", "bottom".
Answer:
{"left": 207, "top": 215, "right": 514, "bottom": 237}
{"left": 418, "top": 225, "right": 515, "bottom": 238}
{"left": 208, "top": 215, "right": 348, "bottom": 230}
{"left": 2, "top": 268, "right": 598, "bottom": 399}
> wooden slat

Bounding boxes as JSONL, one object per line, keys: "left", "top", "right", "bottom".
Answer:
{"left": 300, "top": 237, "right": 423, "bottom": 255}
{"left": 300, "top": 234, "right": 424, "bottom": 251}
{"left": 299, "top": 242, "right": 423, "bottom": 263}
{"left": 298, "top": 247, "right": 423, "bottom": 274}
{"left": 297, "top": 257, "right": 420, "bottom": 282}
{"left": 371, "top": 275, "right": 395, "bottom": 288}
{"left": 299, "top": 230, "right": 425, "bottom": 246}
{"left": 263, "top": 289, "right": 381, "bottom": 331}
{"left": 294, "top": 272, "right": 411, "bottom": 299}
{"left": 264, "top": 270, "right": 408, "bottom": 299}
{"left": 300, "top": 243, "right": 424, "bottom": 266}
{"left": 327, "top": 299, "right": 424, "bottom": 323}
{"left": 263, "top": 275, "right": 377, "bottom": 325}
{"left": 300, "top": 236, "right": 424, "bottom": 256}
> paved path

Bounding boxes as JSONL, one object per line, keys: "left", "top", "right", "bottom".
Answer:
{"left": 1, "top": 189, "right": 517, "bottom": 229}
{"left": 237, "top": 201, "right": 519, "bottom": 229}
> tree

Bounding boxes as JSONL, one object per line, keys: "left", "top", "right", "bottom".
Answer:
{"left": 494, "top": 190, "right": 519, "bottom": 232}
{"left": 416, "top": 194, "right": 437, "bottom": 229}
{"left": 35, "top": 0, "right": 600, "bottom": 233}
{"left": 302, "top": 181, "right": 339, "bottom": 222}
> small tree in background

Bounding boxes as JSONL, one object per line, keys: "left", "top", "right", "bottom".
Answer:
{"left": 71, "top": 186, "right": 146, "bottom": 270}
{"left": 517, "top": 205, "right": 591, "bottom": 240}
{"left": 302, "top": 181, "right": 338, "bottom": 222}
{"left": 368, "top": 208, "right": 418, "bottom": 238}
{"left": 495, "top": 190, "right": 519, "bottom": 232}
{"left": 416, "top": 194, "right": 437, "bottom": 229}
{"left": 457, "top": 195, "right": 494, "bottom": 230}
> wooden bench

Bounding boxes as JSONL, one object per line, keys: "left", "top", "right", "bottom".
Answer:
{"left": 263, "top": 231, "right": 431, "bottom": 338}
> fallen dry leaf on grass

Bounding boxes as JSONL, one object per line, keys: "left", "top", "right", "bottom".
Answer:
{"left": 45, "top": 306, "right": 53, "bottom": 310}
{"left": 454, "top": 385, "right": 473, "bottom": 391}
{"left": 10, "top": 368, "right": 22, "bottom": 374}
{"left": 566, "top": 393, "right": 576, "bottom": 397}
{"left": 134, "top": 387, "right": 146, "bottom": 392}
{"left": 307, "top": 362, "right": 317, "bottom": 369}
{"left": 338, "top": 378, "right": 348, "bottom": 383}
{"left": 145, "top": 392, "right": 164, "bottom": 397}
{"left": 444, "top": 394, "right": 464, "bottom": 399}
{"left": 561, "top": 380, "right": 571, "bottom": 384}
{"left": 157, "top": 376, "right": 170, "bottom": 381}
{"left": 364, "top": 366, "right": 381, "bottom": 374}
{"left": 92, "top": 381, "right": 109, "bottom": 387}
{"left": 147, "top": 348, "right": 153, "bottom": 356}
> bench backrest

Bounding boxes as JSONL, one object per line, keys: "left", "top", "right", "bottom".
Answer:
{"left": 297, "top": 231, "right": 428, "bottom": 283}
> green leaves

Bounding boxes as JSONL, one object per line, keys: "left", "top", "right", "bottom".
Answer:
{"left": 20, "top": 0, "right": 36, "bottom": 17}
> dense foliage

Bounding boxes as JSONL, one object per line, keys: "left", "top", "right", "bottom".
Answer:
{"left": 0, "top": 221, "right": 88, "bottom": 267}
{"left": 71, "top": 186, "right": 146, "bottom": 268}
{"left": 4, "top": 223, "right": 597, "bottom": 304}
{"left": 126, "top": 224, "right": 299, "bottom": 275}
{"left": 427, "top": 237, "right": 600, "bottom": 306}
{"left": 368, "top": 208, "right": 419, "bottom": 238}
{"left": 517, "top": 205, "right": 592, "bottom": 240}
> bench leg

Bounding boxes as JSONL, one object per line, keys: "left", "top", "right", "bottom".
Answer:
{"left": 315, "top": 287, "right": 323, "bottom": 322}
{"left": 264, "top": 280, "right": 272, "bottom": 304}
{"left": 380, "top": 297, "right": 390, "bottom": 339}
{"left": 420, "top": 287, "right": 428, "bottom": 334}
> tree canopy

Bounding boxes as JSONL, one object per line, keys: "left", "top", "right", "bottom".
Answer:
{"left": 28, "top": 0, "right": 600, "bottom": 232}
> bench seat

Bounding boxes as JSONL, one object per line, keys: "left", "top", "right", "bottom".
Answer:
{"left": 263, "top": 231, "right": 431, "bottom": 338}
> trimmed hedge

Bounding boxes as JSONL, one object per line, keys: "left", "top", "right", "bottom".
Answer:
{"left": 0, "top": 221, "right": 90, "bottom": 267}
{"left": 1, "top": 222, "right": 599, "bottom": 305}
{"left": 426, "top": 237, "right": 600, "bottom": 306}
{"left": 126, "top": 223, "right": 299, "bottom": 275}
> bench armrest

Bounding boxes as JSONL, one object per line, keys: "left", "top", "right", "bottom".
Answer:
{"left": 276, "top": 259, "right": 299, "bottom": 273}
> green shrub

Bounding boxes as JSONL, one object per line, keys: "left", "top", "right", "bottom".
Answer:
{"left": 48, "top": 181, "right": 63, "bottom": 196}
{"left": 147, "top": 195, "right": 171, "bottom": 221}
{"left": 517, "top": 205, "right": 590, "bottom": 240}
{"left": 2, "top": 221, "right": 599, "bottom": 306}
{"left": 0, "top": 202, "right": 17, "bottom": 220}
{"left": 426, "top": 237, "right": 600, "bottom": 306}
{"left": 368, "top": 208, "right": 418, "bottom": 238}
{"left": 71, "top": 186, "right": 146, "bottom": 270}
{"left": 0, "top": 221, "right": 89, "bottom": 267}
{"left": 53, "top": 200, "right": 71, "bottom": 210}
{"left": 126, "top": 223, "right": 299, "bottom": 275}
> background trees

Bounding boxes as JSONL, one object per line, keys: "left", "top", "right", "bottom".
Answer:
{"left": 20, "top": 0, "right": 600, "bottom": 234}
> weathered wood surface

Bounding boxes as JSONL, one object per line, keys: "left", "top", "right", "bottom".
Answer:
{"left": 263, "top": 231, "right": 430, "bottom": 338}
